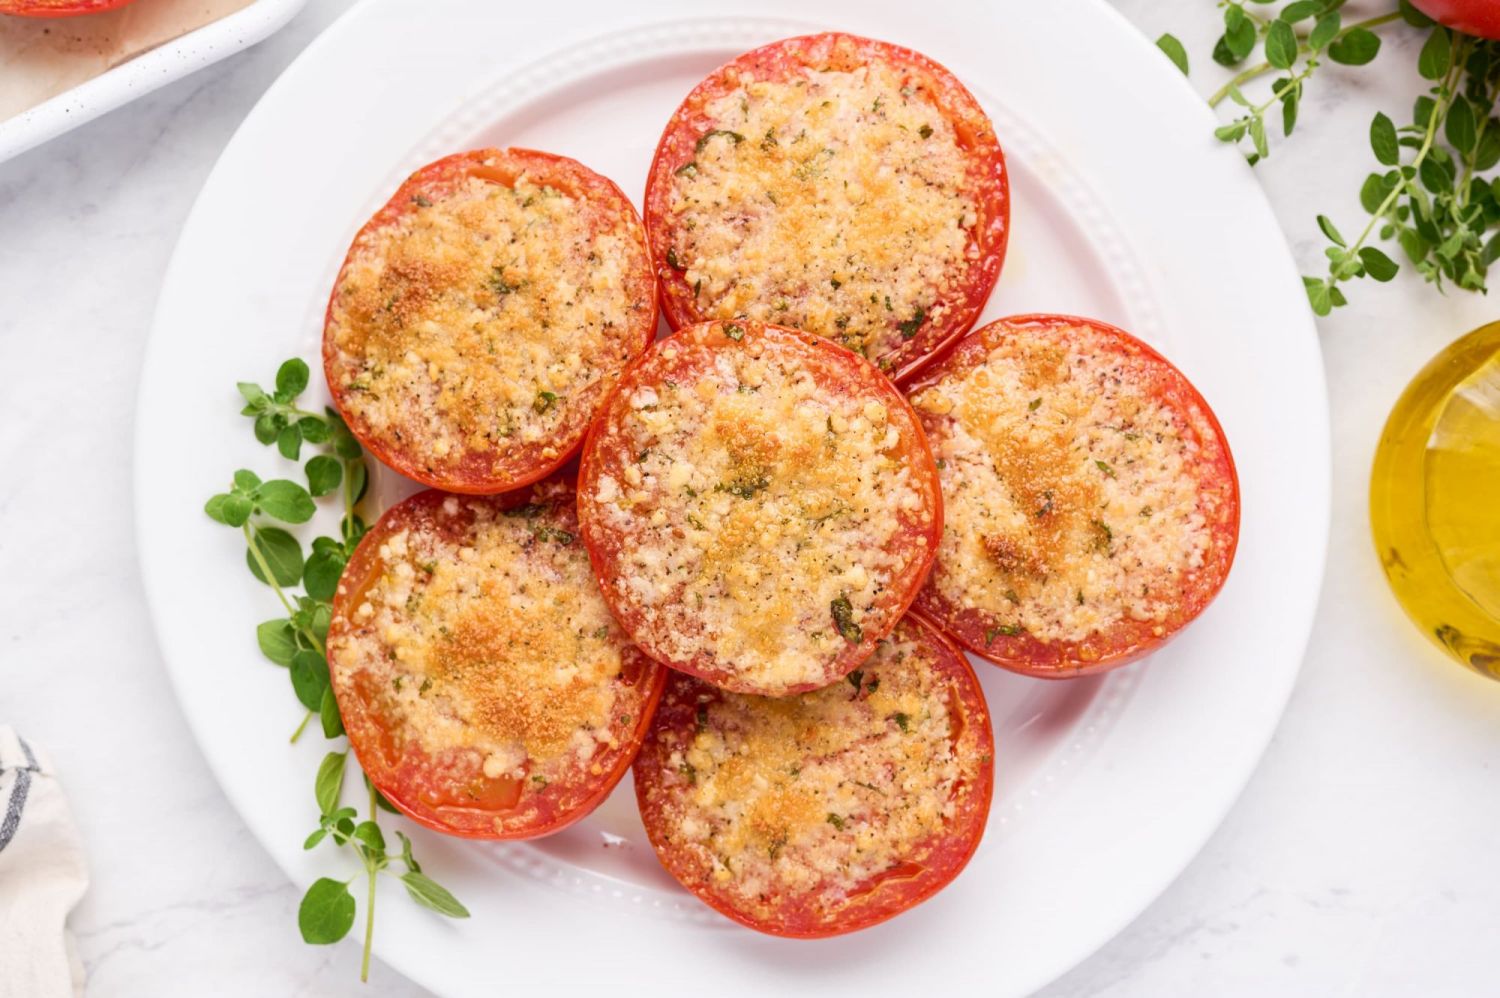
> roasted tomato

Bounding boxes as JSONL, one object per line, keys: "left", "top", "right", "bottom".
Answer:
{"left": 1410, "top": 0, "right": 1500, "bottom": 39}
{"left": 634, "top": 611, "right": 993, "bottom": 938}
{"left": 323, "top": 148, "right": 657, "bottom": 495}
{"left": 643, "top": 32, "right": 1008, "bottom": 382}
{"left": 326, "top": 480, "right": 666, "bottom": 839}
{"left": 0, "top": 0, "right": 136, "bottom": 16}
{"left": 577, "top": 318, "right": 943, "bottom": 696}
{"left": 907, "top": 314, "right": 1240, "bottom": 678}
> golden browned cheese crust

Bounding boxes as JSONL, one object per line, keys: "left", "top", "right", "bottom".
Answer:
{"left": 331, "top": 487, "right": 628, "bottom": 786}
{"left": 642, "top": 628, "right": 985, "bottom": 921}
{"left": 665, "top": 62, "right": 979, "bottom": 365}
{"left": 912, "top": 322, "right": 1222, "bottom": 645}
{"left": 326, "top": 166, "right": 645, "bottom": 477}
{"left": 587, "top": 326, "right": 939, "bottom": 692}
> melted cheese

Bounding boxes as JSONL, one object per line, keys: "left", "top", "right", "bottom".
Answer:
{"left": 912, "top": 323, "right": 1220, "bottom": 644}
{"left": 591, "top": 328, "right": 937, "bottom": 692}
{"left": 667, "top": 62, "right": 979, "bottom": 367}
{"left": 331, "top": 486, "right": 625, "bottom": 784}
{"left": 327, "top": 165, "right": 645, "bottom": 473}
{"left": 646, "top": 626, "right": 983, "bottom": 917}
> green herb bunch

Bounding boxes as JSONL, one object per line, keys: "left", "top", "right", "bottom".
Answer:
{"left": 1157, "top": 1, "right": 1500, "bottom": 314}
{"left": 204, "top": 359, "right": 469, "bottom": 981}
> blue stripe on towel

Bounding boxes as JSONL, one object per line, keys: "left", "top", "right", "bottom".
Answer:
{"left": 0, "top": 738, "right": 40, "bottom": 854}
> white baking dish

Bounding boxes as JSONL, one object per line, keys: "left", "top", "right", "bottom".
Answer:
{"left": 0, "top": 0, "right": 307, "bottom": 163}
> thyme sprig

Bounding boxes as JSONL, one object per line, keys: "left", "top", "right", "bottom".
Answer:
{"left": 1157, "top": 1, "right": 1500, "bottom": 314}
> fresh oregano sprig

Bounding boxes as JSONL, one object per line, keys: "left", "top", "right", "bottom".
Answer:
{"left": 205, "top": 358, "right": 468, "bottom": 981}
{"left": 1168, "top": 0, "right": 1400, "bottom": 164}
{"left": 302, "top": 751, "right": 470, "bottom": 979}
{"left": 206, "top": 359, "right": 370, "bottom": 741}
{"left": 1157, "top": 1, "right": 1500, "bottom": 314}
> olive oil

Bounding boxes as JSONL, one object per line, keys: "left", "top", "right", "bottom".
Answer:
{"left": 1371, "top": 320, "right": 1500, "bottom": 678}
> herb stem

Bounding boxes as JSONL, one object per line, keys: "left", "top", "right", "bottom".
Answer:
{"left": 1457, "top": 56, "right": 1497, "bottom": 205}
{"left": 1339, "top": 36, "right": 1469, "bottom": 280}
{"left": 1209, "top": 61, "right": 1270, "bottom": 108}
{"left": 1342, "top": 11, "right": 1404, "bottom": 34}
{"left": 241, "top": 521, "right": 325, "bottom": 654}
{"left": 243, "top": 522, "right": 298, "bottom": 616}
{"left": 1251, "top": 59, "right": 1315, "bottom": 117}
{"left": 361, "top": 780, "right": 378, "bottom": 983}
{"left": 289, "top": 709, "right": 313, "bottom": 744}
{"left": 342, "top": 457, "right": 359, "bottom": 543}
{"left": 1208, "top": 11, "right": 1405, "bottom": 107}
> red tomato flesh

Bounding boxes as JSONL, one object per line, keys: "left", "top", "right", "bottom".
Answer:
{"left": 0, "top": 0, "right": 136, "bottom": 16}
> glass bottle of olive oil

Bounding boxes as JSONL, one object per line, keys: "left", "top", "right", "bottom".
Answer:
{"left": 1371, "top": 320, "right": 1500, "bottom": 679}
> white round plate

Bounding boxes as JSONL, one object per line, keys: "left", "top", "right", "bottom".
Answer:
{"left": 136, "top": 1, "right": 1328, "bottom": 994}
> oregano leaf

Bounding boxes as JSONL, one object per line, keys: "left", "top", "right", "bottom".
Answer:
{"left": 1156, "top": 33, "right": 1190, "bottom": 75}
{"left": 1317, "top": 214, "right": 1347, "bottom": 247}
{"left": 1359, "top": 247, "right": 1400, "bottom": 281}
{"left": 298, "top": 878, "right": 355, "bottom": 945}
{"left": 319, "top": 685, "right": 344, "bottom": 739}
{"left": 1370, "top": 113, "right": 1399, "bottom": 166}
{"left": 400, "top": 872, "right": 470, "bottom": 919}
{"left": 1417, "top": 26, "right": 1451, "bottom": 80}
{"left": 290, "top": 649, "right": 331, "bottom": 712}
{"left": 1264, "top": 20, "right": 1297, "bottom": 70}
{"left": 276, "top": 358, "right": 310, "bottom": 399}
{"left": 306, "top": 455, "right": 343, "bottom": 497}
{"left": 315, "top": 750, "right": 346, "bottom": 816}
{"left": 256, "top": 619, "right": 297, "bottom": 666}
{"left": 1329, "top": 27, "right": 1381, "bottom": 66}
{"left": 1308, "top": 12, "right": 1341, "bottom": 51}
{"left": 246, "top": 526, "right": 303, "bottom": 587}
{"left": 255, "top": 480, "right": 316, "bottom": 524}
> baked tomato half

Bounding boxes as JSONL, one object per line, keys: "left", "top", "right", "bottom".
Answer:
{"left": 0, "top": 0, "right": 136, "bottom": 16}
{"left": 634, "top": 611, "right": 993, "bottom": 938}
{"left": 643, "top": 32, "right": 1008, "bottom": 382}
{"left": 1410, "top": 0, "right": 1500, "bottom": 39}
{"left": 578, "top": 318, "right": 943, "bottom": 696}
{"left": 908, "top": 315, "right": 1240, "bottom": 678}
{"left": 326, "top": 479, "right": 666, "bottom": 839}
{"left": 323, "top": 148, "right": 657, "bottom": 495}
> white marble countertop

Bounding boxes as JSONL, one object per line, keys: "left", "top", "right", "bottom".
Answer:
{"left": 3, "top": 1, "right": 1498, "bottom": 994}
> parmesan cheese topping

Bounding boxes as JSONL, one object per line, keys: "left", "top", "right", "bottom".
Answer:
{"left": 645, "top": 625, "right": 984, "bottom": 917}
{"left": 912, "top": 323, "right": 1222, "bottom": 645}
{"left": 666, "top": 62, "right": 980, "bottom": 366}
{"left": 327, "top": 165, "right": 646, "bottom": 475}
{"left": 589, "top": 325, "right": 939, "bottom": 693}
{"left": 331, "top": 488, "right": 627, "bottom": 786}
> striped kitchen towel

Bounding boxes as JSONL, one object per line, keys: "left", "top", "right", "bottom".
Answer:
{"left": 0, "top": 728, "right": 87, "bottom": 998}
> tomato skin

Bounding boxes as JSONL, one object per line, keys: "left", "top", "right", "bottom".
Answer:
{"left": 909, "top": 314, "right": 1241, "bottom": 679}
{"left": 633, "top": 611, "right": 994, "bottom": 938}
{"left": 576, "top": 318, "right": 944, "bottom": 696}
{"left": 327, "top": 482, "right": 667, "bottom": 840}
{"left": 1410, "top": 0, "right": 1500, "bottom": 39}
{"left": 642, "top": 32, "right": 1008, "bottom": 384}
{"left": 322, "top": 148, "right": 658, "bottom": 496}
{"left": 0, "top": 0, "right": 136, "bottom": 16}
